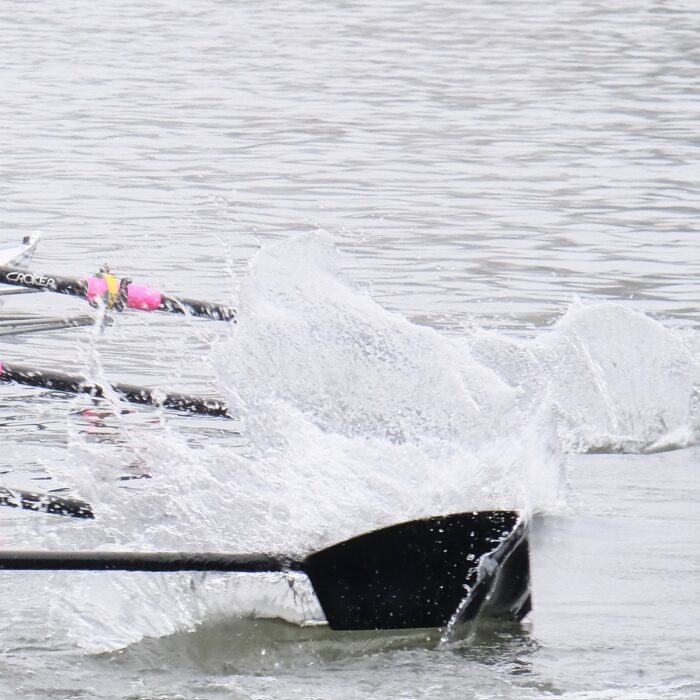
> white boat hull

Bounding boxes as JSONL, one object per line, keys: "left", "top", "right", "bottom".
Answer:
{"left": 0, "top": 234, "right": 41, "bottom": 268}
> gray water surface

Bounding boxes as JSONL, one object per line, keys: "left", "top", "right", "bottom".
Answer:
{"left": 1, "top": 1, "right": 699, "bottom": 698}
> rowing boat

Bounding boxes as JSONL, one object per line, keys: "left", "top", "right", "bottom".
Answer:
{"left": 0, "top": 233, "right": 40, "bottom": 268}
{"left": 0, "top": 234, "right": 95, "bottom": 335}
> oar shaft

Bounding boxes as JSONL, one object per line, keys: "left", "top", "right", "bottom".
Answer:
{"left": 0, "top": 266, "right": 87, "bottom": 297}
{"left": 109, "top": 382, "right": 231, "bottom": 418}
{"left": 156, "top": 293, "right": 235, "bottom": 321}
{"left": 0, "top": 487, "right": 94, "bottom": 519}
{"left": 0, "top": 551, "right": 301, "bottom": 573}
{"left": 0, "top": 315, "right": 95, "bottom": 337}
{"left": 0, "top": 361, "right": 231, "bottom": 418}
{"left": 0, "top": 287, "right": 40, "bottom": 296}
{"left": 0, "top": 266, "right": 235, "bottom": 321}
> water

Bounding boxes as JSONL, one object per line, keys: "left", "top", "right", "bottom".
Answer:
{"left": 1, "top": 0, "right": 699, "bottom": 698}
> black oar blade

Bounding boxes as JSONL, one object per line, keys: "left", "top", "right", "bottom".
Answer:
{"left": 0, "top": 487, "right": 94, "bottom": 519}
{"left": 455, "top": 515, "right": 531, "bottom": 623}
{"left": 302, "top": 510, "right": 530, "bottom": 631}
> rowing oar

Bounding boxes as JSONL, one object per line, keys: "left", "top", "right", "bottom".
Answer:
{"left": 0, "top": 314, "right": 95, "bottom": 337}
{"left": 0, "top": 361, "right": 231, "bottom": 418}
{"left": 0, "top": 486, "right": 94, "bottom": 519}
{"left": 0, "top": 287, "right": 39, "bottom": 296}
{"left": 0, "top": 510, "right": 531, "bottom": 631}
{"left": 0, "top": 266, "right": 235, "bottom": 321}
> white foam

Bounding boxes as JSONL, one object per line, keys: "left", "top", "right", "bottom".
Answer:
{"left": 471, "top": 301, "right": 700, "bottom": 454}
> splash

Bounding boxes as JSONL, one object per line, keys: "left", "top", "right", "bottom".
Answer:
{"left": 44, "top": 233, "right": 571, "bottom": 651}
{"left": 213, "top": 233, "right": 566, "bottom": 544}
{"left": 470, "top": 302, "right": 700, "bottom": 454}
{"left": 35, "top": 234, "right": 700, "bottom": 651}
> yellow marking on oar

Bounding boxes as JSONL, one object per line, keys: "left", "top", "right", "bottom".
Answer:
{"left": 101, "top": 273, "right": 121, "bottom": 308}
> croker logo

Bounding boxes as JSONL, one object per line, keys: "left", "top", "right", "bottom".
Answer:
{"left": 5, "top": 271, "right": 58, "bottom": 291}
